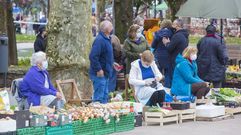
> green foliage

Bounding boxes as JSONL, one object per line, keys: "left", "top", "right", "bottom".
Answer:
{"left": 18, "top": 57, "right": 31, "bottom": 67}
{"left": 220, "top": 88, "right": 241, "bottom": 97}
{"left": 16, "top": 34, "right": 35, "bottom": 43}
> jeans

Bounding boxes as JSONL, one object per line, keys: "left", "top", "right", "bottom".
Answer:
{"left": 90, "top": 74, "right": 109, "bottom": 104}
{"left": 108, "top": 69, "right": 117, "bottom": 92}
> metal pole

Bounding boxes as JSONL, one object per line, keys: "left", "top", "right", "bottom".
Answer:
{"left": 220, "top": 19, "right": 223, "bottom": 44}
{"left": 154, "top": 0, "right": 156, "bottom": 18}
{"left": 4, "top": 72, "right": 7, "bottom": 88}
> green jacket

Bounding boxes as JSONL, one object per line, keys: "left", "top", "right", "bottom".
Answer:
{"left": 123, "top": 37, "right": 149, "bottom": 74}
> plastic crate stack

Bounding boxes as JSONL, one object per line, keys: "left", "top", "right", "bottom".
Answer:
{"left": 15, "top": 113, "right": 135, "bottom": 135}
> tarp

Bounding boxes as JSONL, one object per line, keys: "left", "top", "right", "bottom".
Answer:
{"left": 152, "top": 1, "right": 168, "bottom": 11}
{"left": 176, "top": 0, "right": 241, "bottom": 19}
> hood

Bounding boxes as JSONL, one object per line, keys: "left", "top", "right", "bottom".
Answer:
{"left": 127, "top": 36, "right": 146, "bottom": 45}
{"left": 176, "top": 29, "right": 189, "bottom": 39}
{"left": 155, "top": 28, "right": 173, "bottom": 39}
{"left": 175, "top": 54, "right": 187, "bottom": 65}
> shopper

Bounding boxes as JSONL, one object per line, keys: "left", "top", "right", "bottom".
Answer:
{"left": 129, "top": 50, "right": 166, "bottom": 106}
{"left": 123, "top": 24, "right": 149, "bottom": 75}
{"left": 171, "top": 47, "right": 210, "bottom": 99}
{"left": 89, "top": 20, "right": 114, "bottom": 104}
{"left": 20, "top": 51, "right": 64, "bottom": 109}
{"left": 34, "top": 26, "right": 47, "bottom": 52}
{"left": 162, "top": 19, "right": 189, "bottom": 83}
{"left": 108, "top": 34, "right": 122, "bottom": 92}
{"left": 151, "top": 19, "right": 174, "bottom": 88}
{"left": 197, "top": 25, "right": 229, "bottom": 88}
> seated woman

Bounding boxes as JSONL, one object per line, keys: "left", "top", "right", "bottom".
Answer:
{"left": 20, "top": 51, "right": 64, "bottom": 109}
{"left": 171, "top": 47, "right": 210, "bottom": 99}
{"left": 129, "top": 50, "right": 166, "bottom": 106}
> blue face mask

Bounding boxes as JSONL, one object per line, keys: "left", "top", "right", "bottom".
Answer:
{"left": 42, "top": 61, "right": 48, "bottom": 70}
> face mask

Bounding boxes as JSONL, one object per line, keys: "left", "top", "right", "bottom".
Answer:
{"left": 139, "top": 26, "right": 144, "bottom": 32}
{"left": 42, "top": 60, "right": 48, "bottom": 70}
{"left": 142, "top": 61, "right": 150, "bottom": 68}
{"left": 136, "top": 32, "right": 142, "bottom": 39}
{"left": 190, "top": 54, "right": 197, "bottom": 61}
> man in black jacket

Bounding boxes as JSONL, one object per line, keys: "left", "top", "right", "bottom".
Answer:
{"left": 196, "top": 25, "right": 228, "bottom": 88}
{"left": 34, "top": 26, "right": 47, "bottom": 52}
{"left": 162, "top": 19, "right": 189, "bottom": 84}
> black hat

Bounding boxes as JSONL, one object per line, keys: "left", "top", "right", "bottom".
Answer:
{"left": 206, "top": 25, "right": 216, "bottom": 34}
{"left": 38, "top": 25, "right": 46, "bottom": 33}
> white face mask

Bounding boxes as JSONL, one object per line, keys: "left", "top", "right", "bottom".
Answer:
{"left": 136, "top": 32, "right": 142, "bottom": 39}
{"left": 42, "top": 60, "right": 48, "bottom": 70}
{"left": 190, "top": 54, "right": 197, "bottom": 61}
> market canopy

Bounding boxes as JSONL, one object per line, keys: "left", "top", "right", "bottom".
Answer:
{"left": 176, "top": 0, "right": 241, "bottom": 19}
{"left": 152, "top": 1, "right": 168, "bottom": 11}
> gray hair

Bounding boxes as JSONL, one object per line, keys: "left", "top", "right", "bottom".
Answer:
{"left": 99, "top": 20, "right": 112, "bottom": 33}
{"left": 31, "top": 51, "right": 46, "bottom": 66}
{"left": 174, "top": 19, "right": 184, "bottom": 28}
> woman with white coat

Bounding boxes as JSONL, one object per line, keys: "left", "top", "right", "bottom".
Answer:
{"left": 129, "top": 50, "right": 166, "bottom": 106}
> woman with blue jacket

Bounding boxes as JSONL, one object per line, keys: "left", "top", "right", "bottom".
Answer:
{"left": 171, "top": 47, "right": 210, "bottom": 99}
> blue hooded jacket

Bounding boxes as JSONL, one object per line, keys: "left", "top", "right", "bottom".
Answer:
{"left": 19, "top": 66, "right": 57, "bottom": 106}
{"left": 171, "top": 54, "right": 204, "bottom": 96}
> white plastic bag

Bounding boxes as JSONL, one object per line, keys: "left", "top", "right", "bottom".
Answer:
{"left": 0, "top": 90, "right": 11, "bottom": 111}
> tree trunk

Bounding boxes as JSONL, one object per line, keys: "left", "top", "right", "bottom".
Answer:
{"left": 47, "top": 0, "right": 93, "bottom": 99}
{"left": 7, "top": 1, "right": 18, "bottom": 65}
{"left": 97, "top": 0, "right": 106, "bottom": 26}
{"left": 165, "top": 0, "right": 187, "bottom": 21}
{"left": 113, "top": 0, "right": 133, "bottom": 43}
{"left": 0, "top": 1, "right": 7, "bottom": 35}
{"left": 0, "top": 1, "right": 17, "bottom": 65}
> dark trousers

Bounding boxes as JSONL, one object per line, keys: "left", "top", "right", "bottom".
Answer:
{"left": 191, "top": 82, "right": 210, "bottom": 99}
{"left": 212, "top": 81, "right": 222, "bottom": 88}
{"left": 147, "top": 90, "right": 166, "bottom": 106}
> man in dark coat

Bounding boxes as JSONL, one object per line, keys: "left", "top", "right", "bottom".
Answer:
{"left": 162, "top": 19, "right": 189, "bottom": 84}
{"left": 196, "top": 25, "right": 228, "bottom": 88}
{"left": 34, "top": 26, "right": 47, "bottom": 52}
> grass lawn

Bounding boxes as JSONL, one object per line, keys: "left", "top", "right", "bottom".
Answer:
{"left": 16, "top": 34, "right": 35, "bottom": 43}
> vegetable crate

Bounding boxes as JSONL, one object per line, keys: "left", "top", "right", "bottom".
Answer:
{"left": 145, "top": 111, "right": 179, "bottom": 126}
{"left": 72, "top": 119, "right": 97, "bottom": 135}
{"left": 95, "top": 117, "right": 115, "bottom": 135}
{"left": 176, "top": 109, "right": 196, "bottom": 123}
{"left": 115, "top": 113, "right": 135, "bottom": 132}
{"left": 45, "top": 124, "right": 72, "bottom": 135}
{"left": 17, "top": 127, "right": 45, "bottom": 135}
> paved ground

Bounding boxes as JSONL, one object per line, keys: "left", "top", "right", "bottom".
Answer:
{"left": 112, "top": 114, "right": 241, "bottom": 135}
{"left": 17, "top": 42, "right": 33, "bottom": 50}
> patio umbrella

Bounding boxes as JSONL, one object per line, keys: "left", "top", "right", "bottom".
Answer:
{"left": 176, "top": 0, "right": 241, "bottom": 43}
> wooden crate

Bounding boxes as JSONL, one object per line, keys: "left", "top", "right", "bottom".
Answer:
{"left": 176, "top": 109, "right": 196, "bottom": 123}
{"left": 145, "top": 111, "right": 178, "bottom": 126}
{"left": 225, "top": 107, "right": 241, "bottom": 115}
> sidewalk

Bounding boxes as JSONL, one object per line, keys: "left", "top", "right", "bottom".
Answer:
{"left": 113, "top": 115, "right": 241, "bottom": 135}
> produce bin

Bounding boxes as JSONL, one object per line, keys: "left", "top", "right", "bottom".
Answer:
{"left": 0, "top": 131, "right": 16, "bottom": 135}
{"left": 17, "top": 127, "right": 45, "bottom": 135}
{"left": 95, "top": 117, "right": 115, "bottom": 135}
{"left": 72, "top": 119, "right": 97, "bottom": 135}
{"left": 114, "top": 113, "right": 134, "bottom": 133}
{"left": 45, "top": 124, "right": 72, "bottom": 135}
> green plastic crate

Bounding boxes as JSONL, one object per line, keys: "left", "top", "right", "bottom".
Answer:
{"left": 45, "top": 124, "right": 73, "bottom": 135}
{"left": 114, "top": 113, "right": 135, "bottom": 133}
{"left": 95, "top": 117, "right": 115, "bottom": 135}
{"left": 72, "top": 119, "right": 96, "bottom": 135}
{"left": 17, "top": 127, "right": 45, "bottom": 135}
